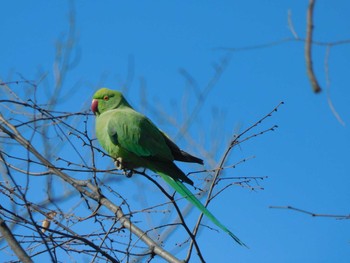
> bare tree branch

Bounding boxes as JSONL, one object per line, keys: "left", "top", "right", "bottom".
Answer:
{"left": 185, "top": 102, "right": 283, "bottom": 261}
{"left": 175, "top": 54, "right": 231, "bottom": 140}
{"left": 0, "top": 113, "right": 182, "bottom": 263}
{"left": 0, "top": 215, "right": 33, "bottom": 263}
{"left": 305, "top": 0, "right": 322, "bottom": 93}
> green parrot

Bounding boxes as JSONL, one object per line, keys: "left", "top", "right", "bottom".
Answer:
{"left": 91, "top": 87, "right": 245, "bottom": 246}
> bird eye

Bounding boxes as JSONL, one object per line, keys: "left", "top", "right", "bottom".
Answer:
{"left": 103, "top": 95, "right": 109, "bottom": 101}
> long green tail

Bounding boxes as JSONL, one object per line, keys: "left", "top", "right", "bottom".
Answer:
{"left": 158, "top": 172, "right": 247, "bottom": 247}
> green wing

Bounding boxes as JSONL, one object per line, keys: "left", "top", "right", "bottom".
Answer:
{"left": 106, "top": 108, "right": 193, "bottom": 184}
{"left": 107, "top": 108, "right": 173, "bottom": 160}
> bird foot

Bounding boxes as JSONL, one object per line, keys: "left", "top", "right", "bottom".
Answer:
{"left": 124, "top": 170, "right": 133, "bottom": 178}
{"left": 114, "top": 157, "right": 133, "bottom": 178}
{"left": 114, "top": 157, "right": 124, "bottom": 170}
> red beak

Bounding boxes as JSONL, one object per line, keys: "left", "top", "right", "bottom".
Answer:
{"left": 91, "top": 99, "right": 98, "bottom": 115}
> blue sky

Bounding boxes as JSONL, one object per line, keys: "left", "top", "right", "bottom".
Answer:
{"left": 1, "top": 1, "right": 350, "bottom": 262}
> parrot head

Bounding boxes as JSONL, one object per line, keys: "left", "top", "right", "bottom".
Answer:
{"left": 91, "top": 88, "right": 131, "bottom": 116}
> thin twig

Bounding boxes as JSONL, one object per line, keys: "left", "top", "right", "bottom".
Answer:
{"left": 216, "top": 37, "right": 350, "bottom": 52}
{"left": 287, "top": 9, "right": 299, "bottom": 39}
{"left": 175, "top": 54, "right": 231, "bottom": 140}
{"left": 187, "top": 156, "right": 256, "bottom": 177}
{"left": 269, "top": 206, "right": 350, "bottom": 219}
{"left": 324, "top": 46, "right": 345, "bottom": 126}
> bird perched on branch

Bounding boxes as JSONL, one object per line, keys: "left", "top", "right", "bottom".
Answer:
{"left": 91, "top": 87, "right": 245, "bottom": 246}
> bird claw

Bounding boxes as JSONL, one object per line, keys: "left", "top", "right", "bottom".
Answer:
{"left": 114, "top": 157, "right": 133, "bottom": 178}
{"left": 114, "top": 157, "right": 124, "bottom": 170}
{"left": 125, "top": 170, "right": 133, "bottom": 178}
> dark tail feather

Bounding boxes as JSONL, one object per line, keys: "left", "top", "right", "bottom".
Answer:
{"left": 176, "top": 150, "right": 204, "bottom": 165}
{"left": 148, "top": 160, "right": 194, "bottom": 185}
{"left": 161, "top": 132, "right": 204, "bottom": 165}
